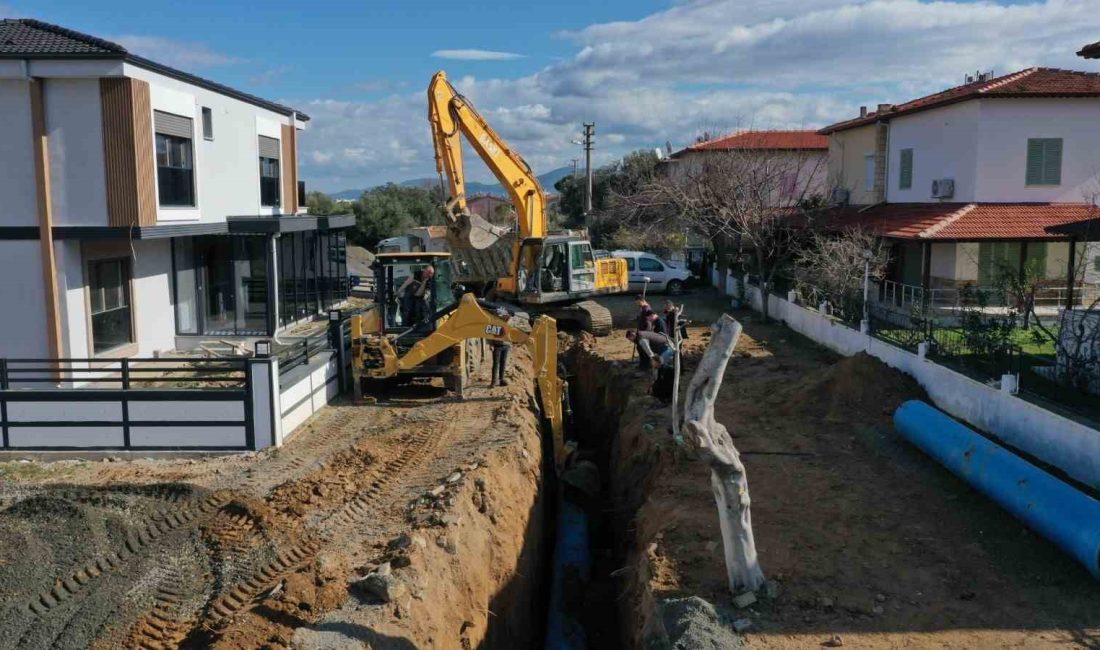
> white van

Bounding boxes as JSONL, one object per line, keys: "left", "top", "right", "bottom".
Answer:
{"left": 611, "top": 250, "right": 692, "bottom": 295}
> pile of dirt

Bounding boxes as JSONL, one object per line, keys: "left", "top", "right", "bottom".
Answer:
{"left": 774, "top": 352, "right": 925, "bottom": 423}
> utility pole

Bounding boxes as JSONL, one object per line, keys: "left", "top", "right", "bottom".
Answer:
{"left": 571, "top": 158, "right": 579, "bottom": 179}
{"left": 582, "top": 123, "right": 594, "bottom": 218}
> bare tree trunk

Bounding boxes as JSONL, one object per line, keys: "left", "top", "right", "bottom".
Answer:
{"left": 683, "top": 315, "right": 765, "bottom": 593}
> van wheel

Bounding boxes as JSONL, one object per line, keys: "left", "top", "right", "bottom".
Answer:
{"left": 666, "top": 280, "right": 684, "bottom": 295}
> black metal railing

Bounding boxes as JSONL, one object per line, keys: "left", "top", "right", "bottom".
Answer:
{"left": 0, "top": 357, "right": 247, "bottom": 390}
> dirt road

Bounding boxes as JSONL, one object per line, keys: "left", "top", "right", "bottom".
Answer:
{"left": 0, "top": 347, "right": 547, "bottom": 650}
{"left": 586, "top": 291, "right": 1100, "bottom": 648}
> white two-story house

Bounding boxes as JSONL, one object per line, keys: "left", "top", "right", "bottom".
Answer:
{"left": 819, "top": 67, "right": 1100, "bottom": 312}
{"left": 0, "top": 19, "right": 353, "bottom": 362}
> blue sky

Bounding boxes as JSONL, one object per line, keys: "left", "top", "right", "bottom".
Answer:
{"left": 5, "top": 1, "right": 1100, "bottom": 192}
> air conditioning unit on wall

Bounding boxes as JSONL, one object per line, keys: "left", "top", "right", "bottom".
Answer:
{"left": 931, "top": 178, "right": 955, "bottom": 199}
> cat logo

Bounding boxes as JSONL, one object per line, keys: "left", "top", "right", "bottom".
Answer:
{"left": 485, "top": 324, "right": 504, "bottom": 336}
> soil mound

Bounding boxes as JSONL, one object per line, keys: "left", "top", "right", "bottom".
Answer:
{"left": 776, "top": 352, "right": 924, "bottom": 423}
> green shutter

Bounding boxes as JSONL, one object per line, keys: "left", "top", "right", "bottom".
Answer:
{"left": 1026, "top": 139, "right": 1045, "bottom": 185}
{"left": 1026, "top": 138, "right": 1063, "bottom": 185}
{"left": 899, "top": 149, "right": 913, "bottom": 190}
{"left": 1043, "top": 138, "right": 1062, "bottom": 185}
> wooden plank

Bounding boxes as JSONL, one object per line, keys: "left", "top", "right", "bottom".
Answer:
{"left": 100, "top": 77, "right": 157, "bottom": 227}
{"left": 29, "top": 79, "right": 63, "bottom": 362}
{"left": 281, "top": 123, "right": 298, "bottom": 213}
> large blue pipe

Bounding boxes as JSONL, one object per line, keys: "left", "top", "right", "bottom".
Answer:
{"left": 894, "top": 400, "right": 1100, "bottom": 579}
{"left": 544, "top": 496, "right": 590, "bottom": 650}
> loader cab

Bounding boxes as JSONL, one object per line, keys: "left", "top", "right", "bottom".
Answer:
{"left": 516, "top": 236, "right": 597, "bottom": 304}
{"left": 373, "top": 252, "right": 455, "bottom": 334}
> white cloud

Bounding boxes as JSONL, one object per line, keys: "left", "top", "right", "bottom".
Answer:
{"left": 300, "top": 0, "right": 1100, "bottom": 191}
{"left": 431, "top": 49, "right": 525, "bottom": 61}
{"left": 112, "top": 35, "right": 241, "bottom": 70}
{"left": 249, "top": 65, "right": 291, "bottom": 87}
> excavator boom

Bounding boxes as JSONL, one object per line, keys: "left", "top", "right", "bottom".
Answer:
{"left": 428, "top": 71, "right": 546, "bottom": 249}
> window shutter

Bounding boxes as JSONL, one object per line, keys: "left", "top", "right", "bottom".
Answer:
{"left": 258, "top": 135, "right": 281, "bottom": 159}
{"left": 153, "top": 110, "right": 193, "bottom": 139}
{"left": 899, "top": 149, "right": 913, "bottom": 190}
{"left": 1043, "top": 138, "right": 1062, "bottom": 185}
{"left": 1026, "top": 139, "right": 1044, "bottom": 185}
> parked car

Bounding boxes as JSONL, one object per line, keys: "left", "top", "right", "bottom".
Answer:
{"left": 610, "top": 250, "right": 692, "bottom": 295}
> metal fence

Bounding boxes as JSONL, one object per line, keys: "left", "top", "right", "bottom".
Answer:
{"left": 0, "top": 358, "right": 256, "bottom": 451}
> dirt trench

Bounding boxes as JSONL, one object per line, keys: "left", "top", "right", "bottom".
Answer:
{"left": 0, "top": 345, "right": 554, "bottom": 650}
{"left": 567, "top": 294, "right": 1100, "bottom": 649}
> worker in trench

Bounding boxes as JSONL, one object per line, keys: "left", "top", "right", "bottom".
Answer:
{"left": 489, "top": 339, "right": 510, "bottom": 387}
{"left": 626, "top": 329, "right": 676, "bottom": 403}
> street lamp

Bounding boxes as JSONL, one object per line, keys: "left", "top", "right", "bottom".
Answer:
{"left": 862, "top": 249, "right": 874, "bottom": 332}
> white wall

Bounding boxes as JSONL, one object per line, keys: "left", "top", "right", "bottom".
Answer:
{"left": 279, "top": 354, "right": 339, "bottom": 438}
{"left": 0, "top": 241, "right": 48, "bottom": 358}
{"left": 127, "top": 63, "right": 295, "bottom": 225}
{"left": 975, "top": 98, "right": 1100, "bottom": 203}
{"left": 45, "top": 79, "right": 109, "bottom": 226}
{"left": 132, "top": 238, "right": 177, "bottom": 356}
{"left": 886, "top": 101, "right": 981, "bottom": 203}
{"left": 55, "top": 239, "right": 88, "bottom": 359}
{"left": 0, "top": 80, "right": 37, "bottom": 227}
{"left": 886, "top": 97, "right": 1100, "bottom": 203}
{"left": 746, "top": 286, "right": 1100, "bottom": 490}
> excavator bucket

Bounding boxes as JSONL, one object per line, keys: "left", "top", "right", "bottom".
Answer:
{"left": 447, "top": 210, "right": 509, "bottom": 251}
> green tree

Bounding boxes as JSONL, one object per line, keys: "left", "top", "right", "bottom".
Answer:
{"left": 305, "top": 191, "right": 338, "bottom": 216}
{"left": 349, "top": 183, "right": 444, "bottom": 249}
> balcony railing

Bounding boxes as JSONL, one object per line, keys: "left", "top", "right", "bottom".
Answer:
{"left": 873, "top": 279, "right": 1100, "bottom": 314}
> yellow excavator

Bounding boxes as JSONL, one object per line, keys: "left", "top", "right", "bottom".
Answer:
{"left": 428, "top": 71, "right": 628, "bottom": 335}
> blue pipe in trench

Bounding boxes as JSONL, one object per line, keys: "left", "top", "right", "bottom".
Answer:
{"left": 544, "top": 495, "right": 590, "bottom": 650}
{"left": 894, "top": 399, "right": 1100, "bottom": 579}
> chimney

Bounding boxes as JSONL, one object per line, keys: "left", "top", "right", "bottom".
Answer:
{"left": 877, "top": 103, "right": 894, "bottom": 113}
{"left": 859, "top": 106, "right": 867, "bottom": 118}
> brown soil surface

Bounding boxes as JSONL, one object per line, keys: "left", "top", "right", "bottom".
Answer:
{"left": 0, "top": 344, "right": 547, "bottom": 649}
{"left": 587, "top": 291, "right": 1100, "bottom": 649}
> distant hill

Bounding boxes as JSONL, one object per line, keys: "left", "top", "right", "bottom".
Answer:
{"left": 330, "top": 166, "right": 573, "bottom": 201}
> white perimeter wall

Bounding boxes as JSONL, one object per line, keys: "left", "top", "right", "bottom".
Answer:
{"left": 736, "top": 282, "right": 1100, "bottom": 490}
{"left": 279, "top": 354, "right": 339, "bottom": 440}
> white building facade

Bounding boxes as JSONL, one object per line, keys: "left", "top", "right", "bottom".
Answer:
{"left": 0, "top": 19, "right": 352, "bottom": 362}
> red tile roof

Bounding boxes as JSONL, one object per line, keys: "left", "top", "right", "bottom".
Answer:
{"left": 826, "top": 203, "right": 1100, "bottom": 240}
{"left": 819, "top": 68, "right": 1100, "bottom": 134}
{"left": 671, "top": 130, "right": 827, "bottom": 157}
{"left": 1081, "top": 40, "right": 1100, "bottom": 59}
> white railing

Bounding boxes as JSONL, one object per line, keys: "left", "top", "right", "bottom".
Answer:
{"left": 873, "top": 281, "right": 1100, "bottom": 312}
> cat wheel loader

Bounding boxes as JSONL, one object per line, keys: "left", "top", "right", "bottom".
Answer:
{"left": 350, "top": 252, "right": 571, "bottom": 468}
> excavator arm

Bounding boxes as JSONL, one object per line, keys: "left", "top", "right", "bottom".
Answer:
{"left": 428, "top": 71, "right": 547, "bottom": 249}
{"left": 361, "top": 294, "right": 571, "bottom": 468}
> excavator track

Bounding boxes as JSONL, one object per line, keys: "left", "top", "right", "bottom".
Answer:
{"left": 546, "top": 300, "right": 613, "bottom": 337}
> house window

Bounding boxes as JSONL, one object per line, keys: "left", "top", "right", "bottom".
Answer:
{"left": 258, "top": 135, "right": 281, "bottom": 207}
{"left": 154, "top": 111, "right": 195, "bottom": 207}
{"left": 899, "top": 148, "right": 913, "bottom": 190}
{"left": 1026, "top": 138, "right": 1062, "bottom": 186}
{"left": 201, "top": 107, "right": 214, "bottom": 140}
{"left": 89, "top": 258, "right": 133, "bottom": 354}
{"left": 864, "top": 154, "right": 875, "bottom": 192}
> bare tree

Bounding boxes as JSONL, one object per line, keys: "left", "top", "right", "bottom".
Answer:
{"left": 794, "top": 227, "right": 890, "bottom": 320}
{"left": 614, "top": 136, "right": 828, "bottom": 320}
{"left": 682, "top": 314, "right": 765, "bottom": 593}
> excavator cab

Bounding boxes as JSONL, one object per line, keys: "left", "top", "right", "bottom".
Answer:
{"left": 516, "top": 237, "right": 598, "bottom": 304}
